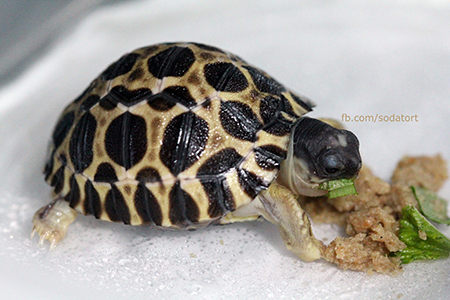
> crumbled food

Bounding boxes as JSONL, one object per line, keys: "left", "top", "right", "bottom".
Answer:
{"left": 326, "top": 166, "right": 391, "bottom": 213}
{"left": 346, "top": 207, "right": 405, "bottom": 253}
{"left": 324, "top": 233, "right": 402, "bottom": 275}
{"left": 301, "top": 151, "right": 449, "bottom": 274}
{"left": 386, "top": 184, "right": 418, "bottom": 215}
{"left": 392, "top": 154, "right": 448, "bottom": 192}
{"left": 298, "top": 196, "right": 347, "bottom": 226}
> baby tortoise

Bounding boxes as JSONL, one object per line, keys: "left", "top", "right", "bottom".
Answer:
{"left": 32, "top": 42, "right": 361, "bottom": 261}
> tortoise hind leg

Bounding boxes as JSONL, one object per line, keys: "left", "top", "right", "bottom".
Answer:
{"left": 258, "top": 183, "right": 325, "bottom": 261}
{"left": 32, "top": 199, "right": 77, "bottom": 249}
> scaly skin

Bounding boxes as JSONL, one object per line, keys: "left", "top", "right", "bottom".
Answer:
{"left": 221, "top": 182, "right": 324, "bottom": 261}
{"left": 259, "top": 183, "right": 325, "bottom": 261}
{"left": 32, "top": 199, "right": 77, "bottom": 249}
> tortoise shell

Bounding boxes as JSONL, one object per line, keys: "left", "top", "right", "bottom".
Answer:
{"left": 44, "top": 42, "right": 313, "bottom": 229}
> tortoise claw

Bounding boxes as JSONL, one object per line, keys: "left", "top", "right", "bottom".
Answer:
{"left": 31, "top": 200, "right": 77, "bottom": 249}
{"left": 32, "top": 219, "right": 63, "bottom": 250}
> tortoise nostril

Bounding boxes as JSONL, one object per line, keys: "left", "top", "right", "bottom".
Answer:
{"left": 344, "top": 157, "right": 362, "bottom": 177}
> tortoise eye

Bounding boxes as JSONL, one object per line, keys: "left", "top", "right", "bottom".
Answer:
{"left": 321, "top": 153, "right": 345, "bottom": 177}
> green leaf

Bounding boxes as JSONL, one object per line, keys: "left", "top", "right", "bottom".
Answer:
{"left": 319, "top": 178, "right": 358, "bottom": 199}
{"left": 396, "top": 205, "right": 450, "bottom": 264}
{"left": 411, "top": 186, "right": 450, "bottom": 225}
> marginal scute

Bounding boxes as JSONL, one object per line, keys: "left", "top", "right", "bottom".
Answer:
{"left": 51, "top": 166, "right": 65, "bottom": 194}
{"left": 65, "top": 174, "right": 80, "bottom": 208}
{"left": 290, "top": 92, "right": 314, "bottom": 112}
{"left": 254, "top": 145, "right": 287, "bottom": 171}
{"left": 44, "top": 152, "right": 55, "bottom": 181}
{"left": 134, "top": 183, "right": 163, "bottom": 225}
{"left": 105, "top": 184, "right": 131, "bottom": 224}
{"left": 256, "top": 144, "right": 287, "bottom": 160}
{"left": 202, "top": 180, "right": 224, "bottom": 218}
{"left": 237, "top": 168, "right": 269, "bottom": 199}
{"left": 280, "top": 94, "right": 296, "bottom": 116}
{"left": 169, "top": 181, "right": 200, "bottom": 226}
{"left": 83, "top": 180, "right": 102, "bottom": 219}
{"left": 200, "top": 178, "right": 235, "bottom": 218}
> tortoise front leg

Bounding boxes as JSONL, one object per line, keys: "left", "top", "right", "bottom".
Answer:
{"left": 259, "top": 183, "right": 324, "bottom": 261}
{"left": 32, "top": 199, "right": 77, "bottom": 249}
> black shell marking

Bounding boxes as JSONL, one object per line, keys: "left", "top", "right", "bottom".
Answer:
{"left": 204, "top": 62, "right": 249, "bottom": 92}
{"left": 219, "top": 101, "right": 262, "bottom": 142}
{"left": 101, "top": 53, "right": 140, "bottom": 81}
{"left": 136, "top": 167, "right": 162, "bottom": 183}
{"left": 102, "top": 85, "right": 153, "bottom": 107}
{"left": 147, "top": 46, "right": 196, "bottom": 79}
{"left": 83, "top": 180, "right": 102, "bottom": 219}
{"left": 105, "top": 112, "right": 147, "bottom": 170}
{"left": 105, "top": 184, "right": 131, "bottom": 224}
{"left": 197, "top": 148, "right": 243, "bottom": 176}
{"left": 65, "top": 174, "right": 80, "bottom": 208}
{"left": 69, "top": 112, "right": 97, "bottom": 173}
{"left": 169, "top": 181, "right": 200, "bottom": 226}
{"left": 94, "top": 162, "right": 118, "bottom": 183}
{"left": 160, "top": 112, "right": 209, "bottom": 176}
{"left": 134, "top": 183, "right": 163, "bottom": 226}
{"left": 243, "top": 65, "right": 285, "bottom": 95}
{"left": 52, "top": 112, "right": 75, "bottom": 149}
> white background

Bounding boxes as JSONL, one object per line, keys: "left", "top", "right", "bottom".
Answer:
{"left": 0, "top": 0, "right": 449, "bottom": 299}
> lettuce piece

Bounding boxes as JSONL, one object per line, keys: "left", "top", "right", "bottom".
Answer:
{"left": 411, "top": 186, "right": 450, "bottom": 225}
{"left": 319, "top": 179, "right": 357, "bottom": 199}
{"left": 396, "top": 205, "right": 450, "bottom": 264}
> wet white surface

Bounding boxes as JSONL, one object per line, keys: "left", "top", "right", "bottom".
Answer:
{"left": 0, "top": 0, "right": 449, "bottom": 299}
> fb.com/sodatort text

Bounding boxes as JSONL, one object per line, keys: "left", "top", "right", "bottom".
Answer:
{"left": 341, "top": 113, "right": 418, "bottom": 123}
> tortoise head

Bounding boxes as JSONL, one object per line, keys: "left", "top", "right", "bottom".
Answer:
{"left": 279, "top": 117, "right": 362, "bottom": 196}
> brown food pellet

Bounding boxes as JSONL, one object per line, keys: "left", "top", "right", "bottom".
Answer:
{"left": 301, "top": 153, "right": 448, "bottom": 275}
{"left": 391, "top": 154, "right": 448, "bottom": 192}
